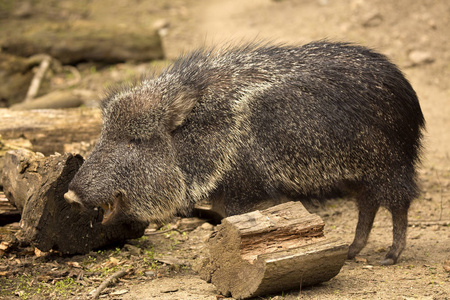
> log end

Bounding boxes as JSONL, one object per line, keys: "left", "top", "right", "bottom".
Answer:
{"left": 199, "top": 202, "right": 349, "bottom": 299}
{"left": 2, "top": 149, "right": 148, "bottom": 254}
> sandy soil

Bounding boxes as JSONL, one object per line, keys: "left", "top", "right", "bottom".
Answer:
{"left": 1, "top": 0, "right": 449, "bottom": 299}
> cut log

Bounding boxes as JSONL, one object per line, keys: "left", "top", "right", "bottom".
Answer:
{"left": 0, "top": 108, "right": 101, "bottom": 155}
{"left": 0, "top": 20, "right": 164, "bottom": 65}
{"left": 1, "top": 149, "right": 148, "bottom": 254}
{"left": 198, "top": 202, "right": 348, "bottom": 299}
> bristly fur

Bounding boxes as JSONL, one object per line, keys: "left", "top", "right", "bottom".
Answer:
{"left": 68, "top": 40, "right": 425, "bottom": 265}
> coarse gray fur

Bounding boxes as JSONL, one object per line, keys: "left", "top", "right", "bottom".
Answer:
{"left": 66, "top": 41, "right": 425, "bottom": 265}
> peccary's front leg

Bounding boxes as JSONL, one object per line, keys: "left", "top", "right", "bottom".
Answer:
{"left": 348, "top": 198, "right": 380, "bottom": 260}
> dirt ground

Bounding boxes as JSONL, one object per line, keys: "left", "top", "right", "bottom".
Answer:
{"left": 1, "top": 0, "right": 449, "bottom": 299}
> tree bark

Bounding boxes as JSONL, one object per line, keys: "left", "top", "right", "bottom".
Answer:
{"left": 198, "top": 202, "right": 348, "bottom": 299}
{"left": 1, "top": 149, "right": 148, "bottom": 254}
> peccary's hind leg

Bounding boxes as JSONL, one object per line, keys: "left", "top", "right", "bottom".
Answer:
{"left": 348, "top": 195, "right": 380, "bottom": 259}
{"left": 381, "top": 205, "right": 408, "bottom": 265}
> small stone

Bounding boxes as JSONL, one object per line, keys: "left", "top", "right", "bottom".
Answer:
{"left": 410, "top": 233, "right": 421, "bottom": 240}
{"left": 355, "top": 256, "right": 367, "bottom": 263}
{"left": 430, "top": 225, "right": 440, "bottom": 231}
{"left": 124, "top": 244, "right": 142, "bottom": 256}
{"left": 200, "top": 222, "right": 215, "bottom": 231}
{"left": 408, "top": 50, "right": 434, "bottom": 66}
{"left": 361, "top": 12, "right": 383, "bottom": 27}
{"left": 153, "top": 19, "right": 170, "bottom": 30}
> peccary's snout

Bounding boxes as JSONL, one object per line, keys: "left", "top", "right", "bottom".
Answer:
{"left": 64, "top": 190, "right": 85, "bottom": 211}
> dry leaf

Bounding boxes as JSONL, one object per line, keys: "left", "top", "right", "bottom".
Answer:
{"left": 355, "top": 256, "right": 367, "bottom": 263}
{"left": 0, "top": 242, "right": 10, "bottom": 251}
{"left": 109, "top": 257, "right": 120, "bottom": 266}
{"left": 67, "top": 261, "right": 82, "bottom": 268}
{"left": 34, "top": 248, "right": 47, "bottom": 257}
{"left": 110, "top": 289, "right": 129, "bottom": 296}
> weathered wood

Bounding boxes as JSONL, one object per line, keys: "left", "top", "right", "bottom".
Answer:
{"left": 1, "top": 149, "right": 148, "bottom": 254}
{"left": 198, "top": 202, "right": 348, "bottom": 299}
{"left": 0, "top": 108, "right": 101, "bottom": 155}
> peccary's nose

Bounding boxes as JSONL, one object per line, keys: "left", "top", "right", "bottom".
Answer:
{"left": 64, "top": 190, "right": 85, "bottom": 210}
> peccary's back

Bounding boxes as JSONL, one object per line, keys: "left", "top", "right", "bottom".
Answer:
{"left": 168, "top": 41, "right": 424, "bottom": 201}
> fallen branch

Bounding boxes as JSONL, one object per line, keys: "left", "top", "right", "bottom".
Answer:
{"left": 91, "top": 270, "right": 127, "bottom": 299}
{"left": 144, "top": 228, "right": 184, "bottom": 235}
{"left": 11, "top": 89, "right": 94, "bottom": 111}
{"left": 62, "top": 65, "right": 81, "bottom": 86}
{"left": 24, "top": 54, "right": 52, "bottom": 103}
{"left": 408, "top": 220, "right": 450, "bottom": 227}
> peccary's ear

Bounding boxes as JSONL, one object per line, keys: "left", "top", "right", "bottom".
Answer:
{"left": 164, "top": 91, "right": 198, "bottom": 132}
{"left": 100, "top": 81, "right": 134, "bottom": 115}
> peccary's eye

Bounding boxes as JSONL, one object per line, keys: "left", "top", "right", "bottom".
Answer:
{"left": 113, "top": 190, "right": 123, "bottom": 199}
{"left": 128, "top": 138, "right": 142, "bottom": 147}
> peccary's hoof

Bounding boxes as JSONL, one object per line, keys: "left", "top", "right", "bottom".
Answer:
{"left": 347, "top": 244, "right": 361, "bottom": 259}
{"left": 380, "top": 258, "right": 396, "bottom": 266}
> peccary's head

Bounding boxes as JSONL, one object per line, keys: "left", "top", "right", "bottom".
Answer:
{"left": 64, "top": 78, "right": 197, "bottom": 224}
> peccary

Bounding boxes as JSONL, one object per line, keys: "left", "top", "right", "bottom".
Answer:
{"left": 65, "top": 41, "right": 425, "bottom": 265}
